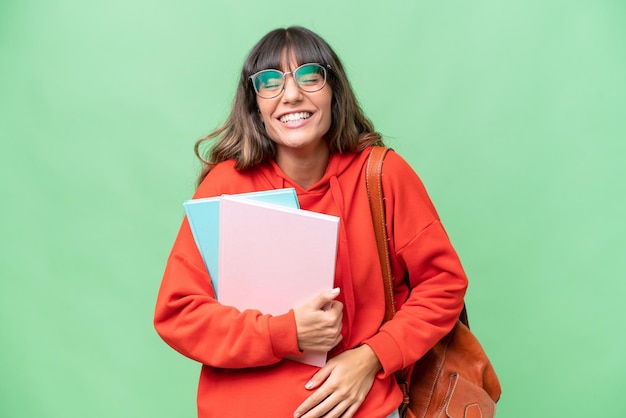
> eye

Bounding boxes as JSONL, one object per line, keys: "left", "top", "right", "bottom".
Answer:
{"left": 263, "top": 79, "right": 282, "bottom": 89}
{"left": 296, "top": 65, "right": 324, "bottom": 86}
{"left": 299, "top": 74, "right": 322, "bottom": 84}
{"left": 255, "top": 71, "right": 283, "bottom": 90}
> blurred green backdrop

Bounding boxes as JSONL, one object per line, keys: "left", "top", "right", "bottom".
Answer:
{"left": 1, "top": 0, "right": 624, "bottom": 417}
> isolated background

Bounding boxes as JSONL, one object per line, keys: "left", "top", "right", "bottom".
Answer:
{"left": 1, "top": 1, "right": 624, "bottom": 417}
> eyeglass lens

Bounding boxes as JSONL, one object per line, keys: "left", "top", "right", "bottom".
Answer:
{"left": 252, "top": 64, "right": 326, "bottom": 98}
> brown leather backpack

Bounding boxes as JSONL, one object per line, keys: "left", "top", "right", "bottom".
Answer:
{"left": 366, "top": 147, "right": 502, "bottom": 418}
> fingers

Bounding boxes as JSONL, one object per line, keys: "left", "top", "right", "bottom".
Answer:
{"left": 305, "top": 363, "right": 333, "bottom": 390}
{"left": 294, "top": 394, "right": 350, "bottom": 418}
{"left": 294, "top": 347, "right": 381, "bottom": 418}
{"left": 294, "top": 288, "right": 344, "bottom": 352}
{"left": 295, "top": 380, "right": 361, "bottom": 418}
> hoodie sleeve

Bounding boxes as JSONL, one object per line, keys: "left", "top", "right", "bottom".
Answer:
{"left": 153, "top": 165, "right": 302, "bottom": 368}
{"left": 362, "top": 151, "right": 468, "bottom": 377}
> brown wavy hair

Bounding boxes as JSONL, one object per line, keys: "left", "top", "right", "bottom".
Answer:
{"left": 194, "top": 26, "right": 383, "bottom": 185}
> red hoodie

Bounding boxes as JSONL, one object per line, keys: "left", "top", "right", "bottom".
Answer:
{"left": 154, "top": 147, "right": 468, "bottom": 417}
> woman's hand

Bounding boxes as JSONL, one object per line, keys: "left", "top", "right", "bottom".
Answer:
{"left": 293, "top": 345, "right": 382, "bottom": 418}
{"left": 294, "top": 288, "right": 344, "bottom": 352}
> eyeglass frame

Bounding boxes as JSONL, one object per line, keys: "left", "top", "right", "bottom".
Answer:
{"left": 248, "top": 63, "right": 332, "bottom": 99}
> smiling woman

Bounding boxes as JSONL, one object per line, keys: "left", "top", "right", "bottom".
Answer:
{"left": 193, "top": 27, "right": 382, "bottom": 183}
{"left": 154, "top": 26, "right": 468, "bottom": 418}
{"left": 255, "top": 58, "right": 334, "bottom": 188}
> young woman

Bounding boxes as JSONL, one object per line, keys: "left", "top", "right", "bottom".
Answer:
{"left": 154, "top": 26, "right": 468, "bottom": 418}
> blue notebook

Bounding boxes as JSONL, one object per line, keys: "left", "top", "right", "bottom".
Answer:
{"left": 183, "top": 188, "right": 300, "bottom": 297}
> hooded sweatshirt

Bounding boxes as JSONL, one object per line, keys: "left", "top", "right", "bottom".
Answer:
{"left": 154, "top": 147, "right": 468, "bottom": 418}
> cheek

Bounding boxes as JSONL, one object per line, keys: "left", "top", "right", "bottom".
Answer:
{"left": 259, "top": 109, "right": 275, "bottom": 131}
{"left": 320, "top": 95, "right": 333, "bottom": 128}
{"left": 256, "top": 99, "right": 272, "bottom": 123}
{"left": 322, "top": 87, "right": 333, "bottom": 110}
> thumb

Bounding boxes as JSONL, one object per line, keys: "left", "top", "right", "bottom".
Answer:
{"left": 313, "top": 287, "right": 340, "bottom": 310}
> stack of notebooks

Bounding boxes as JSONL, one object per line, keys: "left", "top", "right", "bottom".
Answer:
{"left": 183, "top": 188, "right": 340, "bottom": 366}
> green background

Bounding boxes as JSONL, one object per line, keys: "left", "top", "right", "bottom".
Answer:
{"left": 1, "top": 0, "right": 624, "bottom": 416}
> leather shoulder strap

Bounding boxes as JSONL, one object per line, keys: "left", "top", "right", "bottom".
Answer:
{"left": 366, "top": 146, "right": 395, "bottom": 322}
{"left": 366, "top": 146, "right": 470, "bottom": 327}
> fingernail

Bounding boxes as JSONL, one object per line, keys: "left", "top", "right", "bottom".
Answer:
{"left": 330, "top": 287, "right": 340, "bottom": 294}
{"left": 305, "top": 380, "right": 314, "bottom": 389}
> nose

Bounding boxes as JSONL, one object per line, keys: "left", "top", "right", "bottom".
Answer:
{"left": 281, "top": 74, "right": 302, "bottom": 102}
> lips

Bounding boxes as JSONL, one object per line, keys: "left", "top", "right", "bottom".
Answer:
{"left": 279, "top": 112, "right": 312, "bottom": 123}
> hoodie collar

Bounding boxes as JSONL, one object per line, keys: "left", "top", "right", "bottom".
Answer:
{"left": 266, "top": 151, "right": 361, "bottom": 194}
{"left": 263, "top": 150, "right": 368, "bottom": 348}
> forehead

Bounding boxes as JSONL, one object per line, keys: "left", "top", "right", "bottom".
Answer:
{"left": 252, "top": 43, "right": 326, "bottom": 73}
{"left": 278, "top": 51, "right": 305, "bottom": 72}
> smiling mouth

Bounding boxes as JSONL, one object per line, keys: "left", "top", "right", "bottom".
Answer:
{"left": 279, "top": 112, "right": 312, "bottom": 123}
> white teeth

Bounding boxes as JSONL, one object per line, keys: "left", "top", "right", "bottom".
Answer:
{"left": 279, "top": 112, "right": 311, "bottom": 123}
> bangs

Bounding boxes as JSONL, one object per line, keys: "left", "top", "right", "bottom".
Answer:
{"left": 246, "top": 28, "right": 331, "bottom": 75}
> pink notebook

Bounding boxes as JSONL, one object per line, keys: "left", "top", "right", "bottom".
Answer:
{"left": 218, "top": 195, "right": 340, "bottom": 366}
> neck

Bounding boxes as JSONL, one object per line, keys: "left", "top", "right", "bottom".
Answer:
{"left": 275, "top": 144, "right": 330, "bottom": 190}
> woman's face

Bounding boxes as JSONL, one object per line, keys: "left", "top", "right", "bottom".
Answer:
{"left": 255, "top": 55, "right": 333, "bottom": 157}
